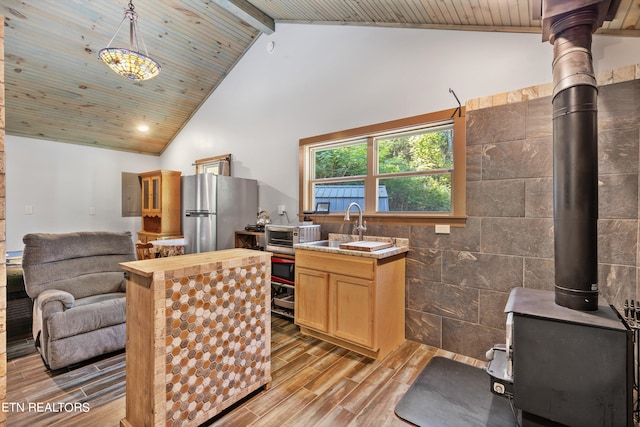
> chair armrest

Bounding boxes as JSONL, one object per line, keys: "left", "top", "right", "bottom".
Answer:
{"left": 38, "top": 289, "right": 75, "bottom": 312}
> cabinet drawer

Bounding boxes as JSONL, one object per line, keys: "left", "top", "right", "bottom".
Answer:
{"left": 295, "top": 251, "right": 375, "bottom": 280}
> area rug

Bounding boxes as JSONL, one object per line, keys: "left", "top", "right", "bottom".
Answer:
{"left": 395, "top": 356, "right": 516, "bottom": 427}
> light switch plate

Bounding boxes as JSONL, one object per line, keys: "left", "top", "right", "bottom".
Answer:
{"left": 435, "top": 224, "right": 450, "bottom": 234}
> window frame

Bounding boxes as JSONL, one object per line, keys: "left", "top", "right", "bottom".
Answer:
{"left": 298, "top": 107, "right": 466, "bottom": 226}
{"left": 194, "top": 154, "right": 231, "bottom": 176}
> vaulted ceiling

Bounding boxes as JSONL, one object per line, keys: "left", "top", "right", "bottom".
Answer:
{"left": 3, "top": 1, "right": 639, "bottom": 155}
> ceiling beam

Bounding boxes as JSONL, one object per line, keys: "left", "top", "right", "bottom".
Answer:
{"left": 212, "top": 0, "right": 275, "bottom": 34}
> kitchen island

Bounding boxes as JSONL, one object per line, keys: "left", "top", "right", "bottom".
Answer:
{"left": 119, "top": 249, "right": 271, "bottom": 427}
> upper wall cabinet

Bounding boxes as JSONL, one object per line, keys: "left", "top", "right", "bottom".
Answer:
{"left": 138, "top": 170, "right": 182, "bottom": 242}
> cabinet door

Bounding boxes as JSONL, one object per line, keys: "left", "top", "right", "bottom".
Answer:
{"left": 295, "top": 267, "right": 329, "bottom": 332}
{"left": 332, "top": 274, "right": 374, "bottom": 349}
{"left": 150, "top": 175, "right": 161, "bottom": 212}
{"left": 141, "top": 177, "right": 151, "bottom": 212}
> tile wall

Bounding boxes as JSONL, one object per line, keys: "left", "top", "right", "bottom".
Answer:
{"left": 322, "top": 64, "right": 640, "bottom": 360}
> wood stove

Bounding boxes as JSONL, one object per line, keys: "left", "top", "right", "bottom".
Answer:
{"left": 486, "top": 1, "right": 634, "bottom": 426}
{"left": 501, "top": 288, "right": 633, "bottom": 426}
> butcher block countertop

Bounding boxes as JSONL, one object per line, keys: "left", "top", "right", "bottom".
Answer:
{"left": 119, "top": 248, "right": 270, "bottom": 277}
{"left": 295, "top": 234, "right": 409, "bottom": 259}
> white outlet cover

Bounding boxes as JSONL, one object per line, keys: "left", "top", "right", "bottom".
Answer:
{"left": 435, "top": 224, "right": 450, "bottom": 234}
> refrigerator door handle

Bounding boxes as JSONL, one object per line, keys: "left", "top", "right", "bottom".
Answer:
{"left": 185, "top": 210, "right": 214, "bottom": 217}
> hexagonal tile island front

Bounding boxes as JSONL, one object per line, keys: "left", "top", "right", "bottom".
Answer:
{"left": 120, "top": 249, "right": 272, "bottom": 427}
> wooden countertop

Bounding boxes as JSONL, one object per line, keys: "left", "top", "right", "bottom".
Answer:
{"left": 120, "top": 248, "right": 270, "bottom": 277}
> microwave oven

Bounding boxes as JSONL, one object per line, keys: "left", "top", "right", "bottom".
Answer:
{"left": 272, "top": 256, "right": 295, "bottom": 285}
{"left": 265, "top": 224, "right": 321, "bottom": 255}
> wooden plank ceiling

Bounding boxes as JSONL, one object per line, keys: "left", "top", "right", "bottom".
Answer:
{"left": 3, "top": 0, "right": 640, "bottom": 156}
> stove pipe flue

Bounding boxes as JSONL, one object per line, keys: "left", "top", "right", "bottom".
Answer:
{"left": 542, "top": 0, "right": 619, "bottom": 311}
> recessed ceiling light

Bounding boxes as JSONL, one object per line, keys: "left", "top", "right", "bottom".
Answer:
{"left": 137, "top": 124, "right": 149, "bottom": 132}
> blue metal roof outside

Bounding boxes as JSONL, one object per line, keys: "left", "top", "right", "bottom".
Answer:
{"left": 314, "top": 185, "right": 389, "bottom": 212}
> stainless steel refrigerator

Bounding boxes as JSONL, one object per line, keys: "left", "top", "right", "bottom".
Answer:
{"left": 181, "top": 174, "right": 258, "bottom": 254}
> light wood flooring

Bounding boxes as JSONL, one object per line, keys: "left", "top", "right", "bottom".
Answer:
{"left": 6, "top": 315, "right": 487, "bottom": 427}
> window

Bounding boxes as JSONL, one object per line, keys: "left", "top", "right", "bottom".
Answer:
{"left": 299, "top": 108, "right": 466, "bottom": 224}
{"left": 376, "top": 125, "right": 453, "bottom": 212}
{"left": 194, "top": 154, "right": 231, "bottom": 176}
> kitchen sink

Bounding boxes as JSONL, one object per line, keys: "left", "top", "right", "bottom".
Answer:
{"left": 295, "top": 235, "right": 410, "bottom": 259}
{"left": 304, "top": 240, "right": 342, "bottom": 248}
{"left": 299, "top": 239, "right": 393, "bottom": 251}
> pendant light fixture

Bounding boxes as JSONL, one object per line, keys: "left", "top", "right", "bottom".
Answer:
{"left": 99, "top": 1, "right": 160, "bottom": 81}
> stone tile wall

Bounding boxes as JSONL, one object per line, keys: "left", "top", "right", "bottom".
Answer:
{"left": 322, "top": 64, "right": 640, "bottom": 360}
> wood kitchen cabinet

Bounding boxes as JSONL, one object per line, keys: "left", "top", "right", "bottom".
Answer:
{"left": 137, "top": 170, "right": 182, "bottom": 242}
{"left": 141, "top": 174, "right": 161, "bottom": 213}
{"left": 296, "top": 267, "right": 330, "bottom": 330}
{"left": 294, "top": 249, "right": 406, "bottom": 360}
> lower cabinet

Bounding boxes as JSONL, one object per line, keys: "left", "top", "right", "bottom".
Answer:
{"left": 294, "top": 249, "right": 405, "bottom": 360}
{"left": 295, "top": 267, "right": 330, "bottom": 331}
{"left": 333, "top": 274, "right": 374, "bottom": 348}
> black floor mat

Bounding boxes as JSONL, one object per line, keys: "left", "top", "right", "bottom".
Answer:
{"left": 395, "top": 356, "right": 517, "bottom": 427}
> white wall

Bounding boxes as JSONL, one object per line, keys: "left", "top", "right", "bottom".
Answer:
{"left": 7, "top": 23, "right": 640, "bottom": 250}
{"left": 5, "top": 136, "right": 159, "bottom": 251}
{"left": 160, "top": 23, "right": 640, "bottom": 223}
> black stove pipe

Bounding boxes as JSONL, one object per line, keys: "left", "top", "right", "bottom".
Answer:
{"left": 549, "top": 8, "right": 600, "bottom": 311}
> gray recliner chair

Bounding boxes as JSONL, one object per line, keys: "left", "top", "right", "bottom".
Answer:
{"left": 21, "top": 231, "right": 135, "bottom": 370}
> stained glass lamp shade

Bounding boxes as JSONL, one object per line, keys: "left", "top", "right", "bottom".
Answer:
{"left": 99, "top": 2, "right": 160, "bottom": 81}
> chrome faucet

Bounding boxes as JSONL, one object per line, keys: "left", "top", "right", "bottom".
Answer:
{"left": 344, "top": 202, "right": 367, "bottom": 240}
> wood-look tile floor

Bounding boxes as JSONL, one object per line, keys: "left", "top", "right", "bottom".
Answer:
{"left": 6, "top": 315, "right": 487, "bottom": 427}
